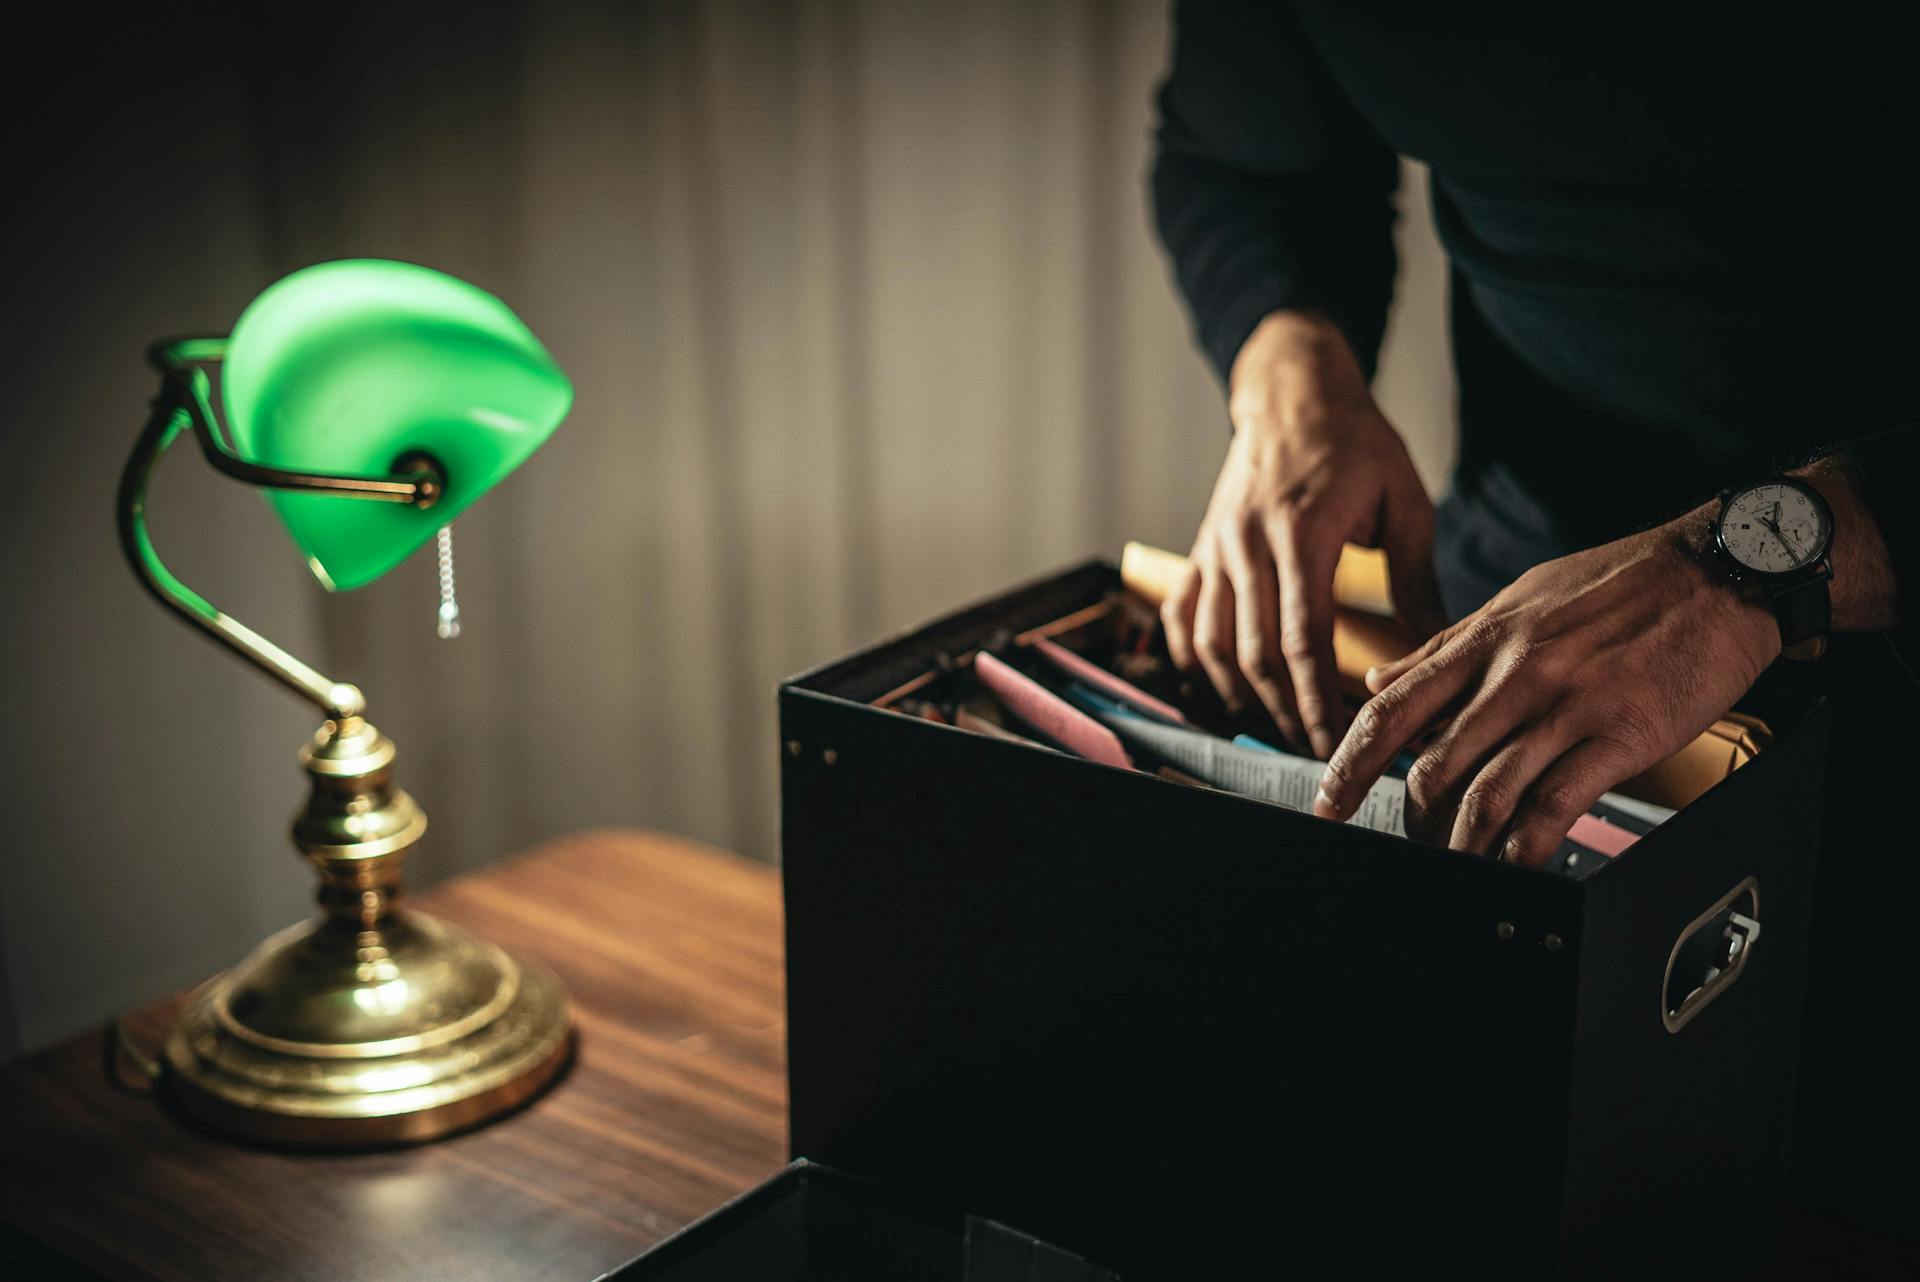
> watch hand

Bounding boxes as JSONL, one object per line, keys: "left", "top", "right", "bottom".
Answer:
{"left": 1761, "top": 518, "right": 1806, "bottom": 567}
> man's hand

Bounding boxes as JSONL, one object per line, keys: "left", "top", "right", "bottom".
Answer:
{"left": 1314, "top": 454, "right": 1898, "bottom": 864}
{"left": 1311, "top": 509, "right": 1783, "bottom": 865}
{"left": 1163, "top": 311, "right": 1446, "bottom": 758}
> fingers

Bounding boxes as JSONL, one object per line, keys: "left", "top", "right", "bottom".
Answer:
{"left": 1190, "top": 555, "right": 1257, "bottom": 717}
{"left": 1160, "top": 562, "right": 1202, "bottom": 673}
{"left": 1270, "top": 520, "right": 1343, "bottom": 758}
{"left": 1500, "top": 738, "right": 1635, "bottom": 869}
{"left": 1380, "top": 480, "right": 1448, "bottom": 642}
{"left": 1316, "top": 624, "right": 1485, "bottom": 822}
{"left": 1446, "top": 717, "right": 1584, "bottom": 855}
{"left": 1364, "top": 622, "right": 1455, "bottom": 695}
{"left": 1220, "top": 529, "right": 1305, "bottom": 747}
{"left": 1403, "top": 675, "right": 1550, "bottom": 843}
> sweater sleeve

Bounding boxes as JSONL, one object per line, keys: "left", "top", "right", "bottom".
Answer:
{"left": 1150, "top": 0, "right": 1401, "bottom": 386}
{"left": 1838, "top": 424, "right": 1920, "bottom": 634}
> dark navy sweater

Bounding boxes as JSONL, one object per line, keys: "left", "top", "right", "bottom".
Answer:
{"left": 1151, "top": 0, "right": 1919, "bottom": 620}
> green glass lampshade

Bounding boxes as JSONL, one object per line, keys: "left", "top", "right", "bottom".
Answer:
{"left": 222, "top": 259, "right": 572, "bottom": 590}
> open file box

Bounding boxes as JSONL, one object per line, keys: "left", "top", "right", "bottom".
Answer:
{"left": 777, "top": 560, "right": 1829, "bottom": 1279}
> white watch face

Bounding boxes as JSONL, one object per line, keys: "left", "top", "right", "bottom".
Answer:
{"left": 1719, "top": 482, "right": 1830, "bottom": 574}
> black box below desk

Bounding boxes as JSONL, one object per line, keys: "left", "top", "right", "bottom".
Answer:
{"left": 599, "top": 1160, "right": 1117, "bottom": 1281}
{"left": 778, "top": 561, "right": 1830, "bottom": 1280}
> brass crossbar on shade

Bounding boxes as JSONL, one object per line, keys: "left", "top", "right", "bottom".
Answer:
{"left": 115, "top": 261, "right": 576, "bottom": 1146}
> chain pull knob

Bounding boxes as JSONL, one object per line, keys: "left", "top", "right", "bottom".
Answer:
{"left": 435, "top": 524, "right": 461, "bottom": 640}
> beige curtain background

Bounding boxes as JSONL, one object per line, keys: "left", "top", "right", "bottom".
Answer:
{"left": 0, "top": 0, "right": 1453, "bottom": 1052}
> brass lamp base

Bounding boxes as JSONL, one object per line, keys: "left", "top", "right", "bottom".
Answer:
{"left": 163, "top": 914, "right": 573, "bottom": 1147}
{"left": 158, "top": 709, "right": 575, "bottom": 1148}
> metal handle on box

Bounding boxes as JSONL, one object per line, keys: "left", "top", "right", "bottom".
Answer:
{"left": 1662, "top": 876, "right": 1762, "bottom": 1033}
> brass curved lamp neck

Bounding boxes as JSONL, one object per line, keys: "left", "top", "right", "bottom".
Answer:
{"left": 114, "top": 338, "right": 441, "bottom": 721}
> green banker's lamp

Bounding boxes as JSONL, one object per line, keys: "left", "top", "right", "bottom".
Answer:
{"left": 117, "top": 259, "right": 575, "bottom": 1145}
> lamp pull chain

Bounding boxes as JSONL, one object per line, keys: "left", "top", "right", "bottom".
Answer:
{"left": 436, "top": 524, "right": 462, "bottom": 639}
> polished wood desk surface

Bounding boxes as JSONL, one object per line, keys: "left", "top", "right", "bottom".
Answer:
{"left": 0, "top": 830, "right": 787, "bottom": 1282}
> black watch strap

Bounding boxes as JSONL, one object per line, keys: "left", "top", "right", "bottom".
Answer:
{"left": 1770, "top": 569, "right": 1831, "bottom": 659}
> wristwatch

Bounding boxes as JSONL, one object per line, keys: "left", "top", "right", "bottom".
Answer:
{"left": 1711, "top": 477, "right": 1834, "bottom": 660}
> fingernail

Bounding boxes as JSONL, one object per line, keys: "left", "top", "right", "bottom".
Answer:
{"left": 1313, "top": 788, "right": 1338, "bottom": 819}
{"left": 1501, "top": 836, "right": 1522, "bottom": 863}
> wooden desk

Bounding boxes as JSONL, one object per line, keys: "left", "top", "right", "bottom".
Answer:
{"left": 0, "top": 831, "right": 787, "bottom": 1282}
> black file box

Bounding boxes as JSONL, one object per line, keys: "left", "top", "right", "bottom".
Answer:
{"left": 778, "top": 560, "right": 1829, "bottom": 1280}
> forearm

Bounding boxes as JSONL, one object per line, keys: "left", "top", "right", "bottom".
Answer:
{"left": 1152, "top": 150, "right": 1397, "bottom": 387}
{"left": 1152, "top": 1, "right": 1399, "bottom": 385}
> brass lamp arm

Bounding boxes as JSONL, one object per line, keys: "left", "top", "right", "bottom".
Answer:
{"left": 117, "top": 391, "right": 368, "bottom": 721}
{"left": 149, "top": 338, "right": 443, "bottom": 507}
{"left": 117, "top": 340, "right": 451, "bottom": 719}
